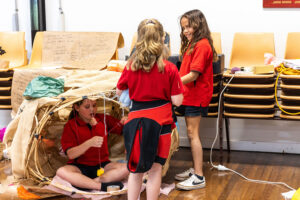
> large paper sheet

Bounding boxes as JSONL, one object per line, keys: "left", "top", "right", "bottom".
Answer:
{"left": 41, "top": 32, "right": 124, "bottom": 70}
{"left": 11, "top": 69, "right": 69, "bottom": 115}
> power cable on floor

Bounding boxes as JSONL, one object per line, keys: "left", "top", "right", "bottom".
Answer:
{"left": 209, "top": 73, "right": 297, "bottom": 198}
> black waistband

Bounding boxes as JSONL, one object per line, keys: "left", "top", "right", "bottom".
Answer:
{"left": 131, "top": 100, "right": 170, "bottom": 112}
{"left": 161, "top": 124, "right": 172, "bottom": 135}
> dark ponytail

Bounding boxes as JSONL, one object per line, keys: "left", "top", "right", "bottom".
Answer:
{"left": 68, "top": 100, "right": 84, "bottom": 120}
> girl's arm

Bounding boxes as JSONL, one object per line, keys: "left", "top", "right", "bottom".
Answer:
{"left": 181, "top": 71, "right": 199, "bottom": 85}
{"left": 106, "top": 115, "right": 124, "bottom": 135}
{"left": 66, "top": 136, "right": 103, "bottom": 159}
{"left": 171, "top": 93, "right": 183, "bottom": 107}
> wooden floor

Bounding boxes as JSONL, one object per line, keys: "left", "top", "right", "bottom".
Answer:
{"left": 1, "top": 147, "right": 300, "bottom": 200}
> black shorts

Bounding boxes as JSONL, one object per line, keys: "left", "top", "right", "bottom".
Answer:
{"left": 70, "top": 161, "right": 110, "bottom": 179}
{"left": 175, "top": 105, "right": 209, "bottom": 117}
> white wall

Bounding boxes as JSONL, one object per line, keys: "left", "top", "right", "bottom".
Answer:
{"left": 1, "top": 0, "right": 300, "bottom": 153}
{"left": 0, "top": 0, "right": 31, "bottom": 128}
{"left": 44, "top": 0, "right": 300, "bottom": 153}
{"left": 0, "top": 0, "right": 32, "bottom": 57}
{"left": 46, "top": 0, "right": 300, "bottom": 66}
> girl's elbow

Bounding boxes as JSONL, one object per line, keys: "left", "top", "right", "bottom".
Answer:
{"left": 174, "top": 99, "right": 183, "bottom": 107}
{"left": 172, "top": 94, "right": 183, "bottom": 106}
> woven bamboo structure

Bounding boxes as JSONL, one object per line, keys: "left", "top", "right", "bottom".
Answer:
{"left": 20, "top": 93, "right": 178, "bottom": 187}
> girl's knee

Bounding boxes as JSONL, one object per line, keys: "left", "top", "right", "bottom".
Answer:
{"left": 123, "top": 168, "right": 130, "bottom": 177}
{"left": 152, "top": 163, "right": 162, "bottom": 169}
{"left": 149, "top": 163, "right": 162, "bottom": 174}
{"left": 111, "top": 163, "right": 129, "bottom": 177}
{"left": 120, "top": 164, "right": 130, "bottom": 176}
{"left": 56, "top": 166, "right": 66, "bottom": 177}
{"left": 187, "top": 129, "right": 199, "bottom": 139}
{"left": 56, "top": 165, "right": 78, "bottom": 177}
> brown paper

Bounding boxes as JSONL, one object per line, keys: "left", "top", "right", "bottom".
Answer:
{"left": 41, "top": 32, "right": 124, "bottom": 70}
{"left": 11, "top": 69, "right": 69, "bottom": 115}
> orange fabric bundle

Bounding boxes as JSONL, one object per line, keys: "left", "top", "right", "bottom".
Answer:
{"left": 17, "top": 185, "right": 41, "bottom": 199}
{"left": 107, "top": 60, "right": 127, "bottom": 72}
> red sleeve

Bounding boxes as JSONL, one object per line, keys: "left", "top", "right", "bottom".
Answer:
{"left": 190, "top": 40, "right": 212, "bottom": 73}
{"left": 95, "top": 114, "right": 123, "bottom": 135}
{"left": 117, "top": 67, "right": 129, "bottom": 90}
{"left": 61, "top": 121, "right": 77, "bottom": 153}
{"left": 106, "top": 115, "right": 123, "bottom": 135}
{"left": 169, "top": 64, "right": 184, "bottom": 96}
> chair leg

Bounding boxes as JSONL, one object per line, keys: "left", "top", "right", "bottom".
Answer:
{"left": 225, "top": 118, "right": 230, "bottom": 152}
{"left": 218, "top": 104, "right": 224, "bottom": 164}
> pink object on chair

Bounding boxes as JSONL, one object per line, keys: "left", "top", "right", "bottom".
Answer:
{"left": 0, "top": 127, "right": 6, "bottom": 142}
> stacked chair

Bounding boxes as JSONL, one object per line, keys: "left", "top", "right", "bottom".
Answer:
{"left": 0, "top": 32, "right": 27, "bottom": 109}
{"left": 223, "top": 33, "right": 276, "bottom": 118}
{"left": 279, "top": 32, "right": 300, "bottom": 120}
{"left": 208, "top": 32, "right": 224, "bottom": 117}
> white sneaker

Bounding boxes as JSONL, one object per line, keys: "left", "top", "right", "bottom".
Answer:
{"left": 174, "top": 168, "right": 194, "bottom": 181}
{"left": 176, "top": 174, "right": 206, "bottom": 190}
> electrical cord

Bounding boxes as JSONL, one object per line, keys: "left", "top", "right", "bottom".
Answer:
{"left": 209, "top": 72, "right": 296, "bottom": 192}
{"left": 209, "top": 74, "right": 235, "bottom": 169}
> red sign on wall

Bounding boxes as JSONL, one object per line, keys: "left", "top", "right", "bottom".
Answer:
{"left": 263, "top": 0, "right": 300, "bottom": 7}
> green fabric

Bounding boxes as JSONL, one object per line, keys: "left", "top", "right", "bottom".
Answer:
{"left": 23, "top": 76, "right": 64, "bottom": 99}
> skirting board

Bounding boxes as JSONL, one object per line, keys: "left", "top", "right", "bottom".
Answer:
{"left": 179, "top": 137, "right": 300, "bottom": 154}
{"left": 0, "top": 110, "right": 12, "bottom": 128}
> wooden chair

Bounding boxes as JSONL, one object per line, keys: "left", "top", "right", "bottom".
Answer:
{"left": 28, "top": 32, "right": 43, "bottom": 67}
{"left": 0, "top": 32, "right": 27, "bottom": 68}
{"left": 284, "top": 32, "right": 300, "bottom": 59}
{"left": 129, "top": 32, "right": 138, "bottom": 55}
{"left": 211, "top": 32, "right": 222, "bottom": 54}
{"left": 229, "top": 32, "right": 275, "bottom": 68}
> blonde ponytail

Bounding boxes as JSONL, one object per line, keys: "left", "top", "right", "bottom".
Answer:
{"left": 128, "top": 19, "right": 165, "bottom": 72}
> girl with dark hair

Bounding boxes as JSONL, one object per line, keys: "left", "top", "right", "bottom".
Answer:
{"left": 175, "top": 9, "right": 218, "bottom": 190}
{"left": 56, "top": 98, "right": 129, "bottom": 191}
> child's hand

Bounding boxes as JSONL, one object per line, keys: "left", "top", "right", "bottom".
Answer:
{"left": 120, "top": 116, "right": 128, "bottom": 124}
{"left": 116, "top": 88, "right": 123, "bottom": 96}
{"left": 119, "top": 89, "right": 131, "bottom": 107}
{"left": 88, "top": 136, "right": 103, "bottom": 148}
{"left": 89, "top": 117, "right": 98, "bottom": 126}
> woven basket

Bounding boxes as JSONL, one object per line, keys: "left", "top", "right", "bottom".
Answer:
{"left": 162, "top": 127, "right": 179, "bottom": 177}
{"left": 0, "top": 142, "right": 5, "bottom": 160}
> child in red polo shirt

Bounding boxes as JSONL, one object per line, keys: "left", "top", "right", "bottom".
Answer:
{"left": 175, "top": 9, "right": 218, "bottom": 191}
{"left": 117, "top": 18, "right": 183, "bottom": 200}
{"left": 56, "top": 98, "right": 129, "bottom": 191}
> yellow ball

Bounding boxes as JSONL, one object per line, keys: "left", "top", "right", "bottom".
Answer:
{"left": 292, "top": 188, "right": 300, "bottom": 200}
{"left": 97, "top": 168, "right": 105, "bottom": 177}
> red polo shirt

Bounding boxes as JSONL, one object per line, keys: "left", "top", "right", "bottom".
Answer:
{"left": 117, "top": 60, "right": 183, "bottom": 102}
{"left": 179, "top": 39, "right": 213, "bottom": 107}
{"left": 61, "top": 113, "right": 123, "bottom": 166}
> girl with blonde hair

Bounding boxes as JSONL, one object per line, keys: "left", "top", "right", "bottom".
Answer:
{"left": 117, "top": 18, "right": 184, "bottom": 200}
